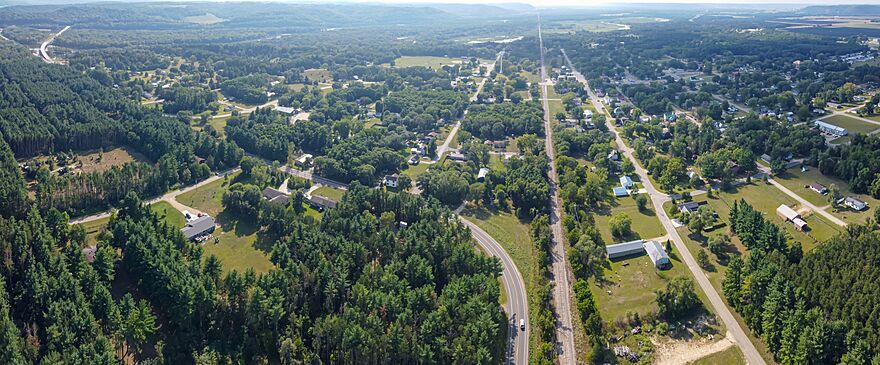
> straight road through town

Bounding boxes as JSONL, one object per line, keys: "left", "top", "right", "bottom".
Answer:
{"left": 560, "top": 48, "right": 767, "bottom": 365}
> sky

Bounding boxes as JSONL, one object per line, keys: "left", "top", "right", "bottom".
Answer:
{"left": 354, "top": 0, "right": 878, "bottom": 5}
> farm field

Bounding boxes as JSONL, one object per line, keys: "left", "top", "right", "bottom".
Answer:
{"left": 182, "top": 13, "right": 226, "bottom": 24}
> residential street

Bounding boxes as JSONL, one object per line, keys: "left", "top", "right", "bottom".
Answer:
{"left": 561, "top": 48, "right": 767, "bottom": 365}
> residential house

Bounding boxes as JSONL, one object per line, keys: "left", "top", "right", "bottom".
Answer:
{"left": 447, "top": 152, "right": 468, "bottom": 162}
{"left": 477, "top": 167, "right": 490, "bottom": 182}
{"left": 181, "top": 215, "right": 216, "bottom": 241}
{"left": 843, "top": 196, "right": 868, "bottom": 211}
{"left": 295, "top": 154, "right": 314, "bottom": 168}
{"left": 307, "top": 195, "right": 338, "bottom": 212}
{"left": 262, "top": 187, "right": 289, "bottom": 205}
{"left": 677, "top": 201, "right": 701, "bottom": 215}
{"left": 808, "top": 182, "right": 828, "bottom": 195}
{"left": 613, "top": 186, "right": 629, "bottom": 197}
{"left": 620, "top": 176, "right": 634, "bottom": 189}
{"left": 383, "top": 174, "right": 399, "bottom": 188}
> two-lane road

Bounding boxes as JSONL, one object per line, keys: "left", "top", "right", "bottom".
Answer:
{"left": 459, "top": 216, "right": 529, "bottom": 365}
{"left": 39, "top": 25, "right": 69, "bottom": 64}
{"left": 560, "top": 48, "right": 767, "bottom": 365}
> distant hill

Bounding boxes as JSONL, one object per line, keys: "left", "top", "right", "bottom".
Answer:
{"left": 799, "top": 5, "right": 880, "bottom": 16}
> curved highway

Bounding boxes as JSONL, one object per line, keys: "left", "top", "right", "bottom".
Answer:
{"left": 459, "top": 217, "right": 529, "bottom": 365}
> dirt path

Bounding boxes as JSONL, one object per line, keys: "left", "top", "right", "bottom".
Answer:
{"left": 653, "top": 333, "right": 736, "bottom": 365}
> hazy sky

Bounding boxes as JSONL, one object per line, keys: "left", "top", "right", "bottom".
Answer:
{"left": 356, "top": 0, "right": 877, "bottom": 5}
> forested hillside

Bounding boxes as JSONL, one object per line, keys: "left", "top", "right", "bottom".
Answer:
{"left": 0, "top": 43, "right": 241, "bottom": 216}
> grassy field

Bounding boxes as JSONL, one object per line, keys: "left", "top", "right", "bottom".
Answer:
{"left": 402, "top": 160, "right": 434, "bottom": 180}
{"left": 75, "top": 147, "right": 148, "bottom": 173}
{"left": 689, "top": 345, "right": 746, "bottom": 365}
{"left": 81, "top": 200, "right": 185, "bottom": 246}
{"left": 594, "top": 193, "right": 666, "bottom": 244}
{"left": 202, "top": 215, "right": 274, "bottom": 274}
{"left": 151, "top": 201, "right": 186, "bottom": 228}
{"left": 690, "top": 182, "right": 841, "bottom": 252}
{"left": 519, "top": 70, "right": 540, "bottom": 84}
{"left": 312, "top": 186, "right": 346, "bottom": 201}
{"left": 774, "top": 167, "right": 877, "bottom": 224}
{"left": 82, "top": 217, "right": 111, "bottom": 246}
{"left": 590, "top": 250, "right": 712, "bottom": 323}
{"left": 175, "top": 173, "right": 238, "bottom": 216}
{"left": 303, "top": 68, "right": 332, "bottom": 83}
{"left": 460, "top": 208, "right": 540, "bottom": 356}
{"left": 824, "top": 114, "right": 880, "bottom": 135}
{"left": 206, "top": 116, "right": 231, "bottom": 138}
{"left": 182, "top": 13, "right": 226, "bottom": 24}
{"left": 390, "top": 56, "right": 487, "bottom": 70}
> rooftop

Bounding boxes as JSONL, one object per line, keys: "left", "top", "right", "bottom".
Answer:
{"left": 181, "top": 215, "right": 215, "bottom": 239}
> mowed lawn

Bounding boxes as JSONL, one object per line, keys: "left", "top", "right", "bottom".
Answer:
{"left": 690, "top": 346, "right": 745, "bottom": 365}
{"left": 175, "top": 172, "right": 274, "bottom": 273}
{"left": 81, "top": 201, "right": 186, "bottom": 246}
{"left": 175, "top": 174, "right": 234, "bottom": 216}
{"left": 706, "top": 182, "right": 842, "bottom": 252}
{"left": 151, "top": 201, "right": 186, "bottom": 228}
{"left": 590, "top": 250, "right": 715, "bottom": 324}
{"left": 312, "top": 186, "right": 346, "bottom": 201}
{"left": 824, "top": 114, "right": 880, "bottom": 135}
{"left": 594, "top": 193, "right": 666, "bottom": 244}
{"left": 774, "top": 167, "right": 877, "bottom": 224}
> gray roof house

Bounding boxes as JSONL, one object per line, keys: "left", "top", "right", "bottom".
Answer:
{"left": 181, "top": 215, "right": 216, "bottom": 240}
{"left": 262, "top": 187, "right": 289, "bottom": 205}
{"left": 843, "top": 196, "right": 868, "bottom": 211}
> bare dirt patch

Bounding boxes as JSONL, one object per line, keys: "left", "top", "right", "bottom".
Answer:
{"left": 77, "top": 147, "right": 148, "bottom": 173}
{"left": 653, "top": 332, "right": 736, "bottom": 365}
